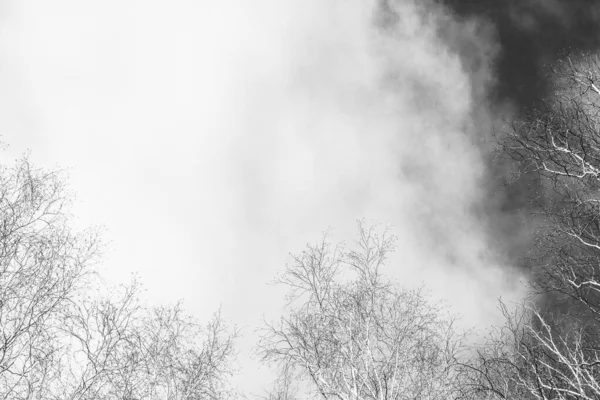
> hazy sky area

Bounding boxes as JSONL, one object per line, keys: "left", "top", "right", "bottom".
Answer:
{"left": 0, "top": 0, "right": 531, "bottom": 394}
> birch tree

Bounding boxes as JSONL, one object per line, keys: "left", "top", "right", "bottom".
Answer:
{"left": 55, "top": 281, "right": 239, "bottom": 400}
{"left": 0, "top": 156, "right": 100, "bottom": 399}
{"left": 0, "top": 155, "right": 238, "bottom": 399}
{"left": 257, "top": 223, "right": 466, "bottom": 400}
{"left": 459, "top": 51, "right": 600, "bottom": 400}
{"left": 460, "top": 300, "right": 600, "bottom": 400}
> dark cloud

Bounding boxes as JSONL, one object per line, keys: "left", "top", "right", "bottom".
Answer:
{"left": 427, "top": 0, "right": 600, "bottom": 272}
{"left": 442, "top": 0, "right": 600, "bottom": 109}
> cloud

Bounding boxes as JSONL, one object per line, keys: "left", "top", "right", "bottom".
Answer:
{"left": 0, "top": 0, "right": 525, "bottom": 393}
{"left": 443, "top": 0, "right": 600, "bottom": 108}
{"left": 227, "top": 0, "right": 523, "bottom": 319}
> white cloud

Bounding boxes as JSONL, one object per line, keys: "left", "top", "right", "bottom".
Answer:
{"left": 0, "top": 0, "right": 524, "bottom": 393}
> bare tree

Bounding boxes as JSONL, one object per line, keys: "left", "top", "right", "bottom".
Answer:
{"left": 497, "top": 51, "right": 600, "bottom": 289}
{"left": 499, "top": 49, "right": 600, "bottom": 352}
{"left": 0, "top": 156, "right": 239, "bottom": 399}
{"left": 460, "top": 300, "right": 600, "bottom": 400}
{"left": 55, "top": 279, "right": 239, "bottom": 400}
{"left": 459, "top": 51, "right": 600, "bottom": 400}
{"left": 256, "top": 222, "right": 466, "bottom": 400}
{"left": 0, "top": 156, "right": 100, "bottom": 400}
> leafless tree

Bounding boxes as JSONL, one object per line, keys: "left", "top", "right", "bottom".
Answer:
{"left": 0, "top": 156, "right": 239, "bottom": 399}
{"left": 497, "top": 52, "right": 600, "bottom": 285}
{"left": 0, "top": 156, "right": 100, "bottom": 400}
{"left": 256, "top": 222, "right": 466, "bottom": 400}
{"left": 55, "top": 279, "right": 239, "bottom": 400}
{"left": 458, "top": 51, "right": 600, "bottom": 400}
{"left": 497, "top": 49, "right": 600, "bottom": 350}
{"left": 459, "top": 299, "right": 600, "bottom": 400}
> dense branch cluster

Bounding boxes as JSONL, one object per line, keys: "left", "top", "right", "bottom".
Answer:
{"left": 0, "top": 158, "right": 238, "bottom": 400}
{"left": 459, "top": 52, "right": 600, "bottom": 400}
{"left": 257, "top": 224, "right": 465, "bottom": 400}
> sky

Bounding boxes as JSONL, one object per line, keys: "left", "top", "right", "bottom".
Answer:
{"left": 0, "top": 0, "right": 528, "bottom": 395}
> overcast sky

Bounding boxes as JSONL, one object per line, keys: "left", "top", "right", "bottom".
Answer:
{"left": 0, "top": 0, "right": 524, "bottom": 394}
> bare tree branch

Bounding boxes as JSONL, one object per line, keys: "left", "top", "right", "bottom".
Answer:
{"left": 257, "top": 222, "right": 467, "bottom": 400}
